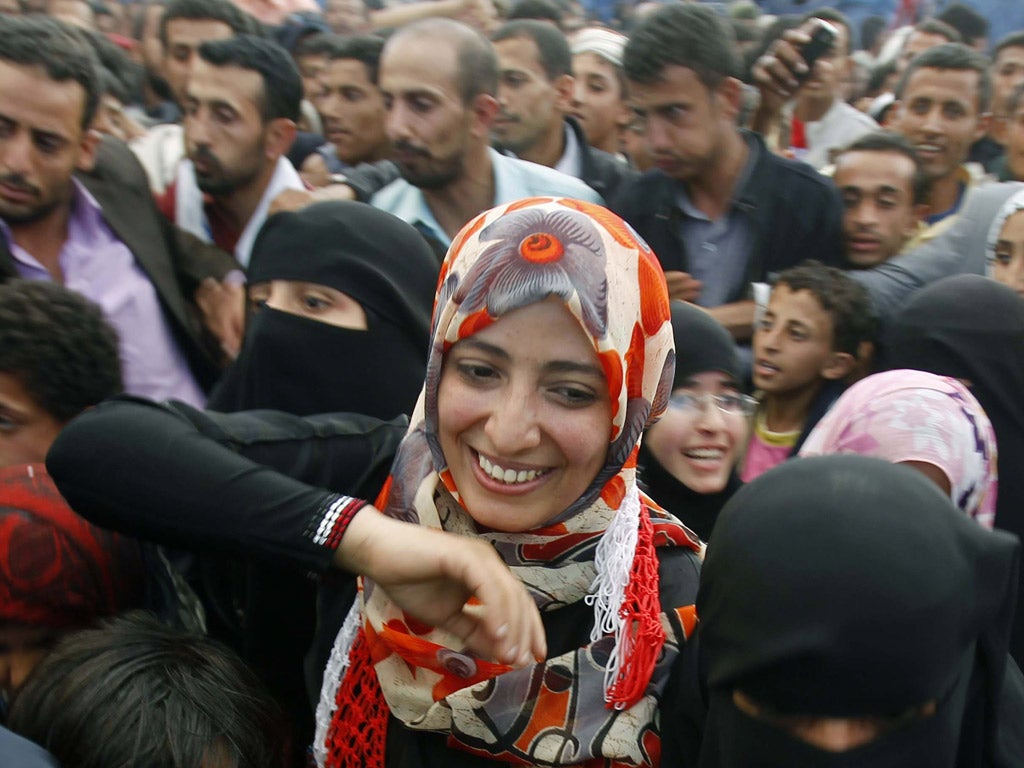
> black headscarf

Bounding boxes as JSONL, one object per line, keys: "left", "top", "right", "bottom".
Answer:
{"left": 201, "top": 201, "right": 436, "bottom": 756}
{"left": 638, "top": 301, "right": 742, "bottom": 540}
{"left": 884, "top": 275, "right": 1024, "bottom": 665}
{"left": 209, "top": 201, "right": 437, "bottom": 419}
{"left": 697, "top": 455, "right": 1021, "bottom": 768}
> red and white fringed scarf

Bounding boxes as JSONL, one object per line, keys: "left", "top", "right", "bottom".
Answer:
{"left": 314, "top": 199, "right": 702, "bottom": 767}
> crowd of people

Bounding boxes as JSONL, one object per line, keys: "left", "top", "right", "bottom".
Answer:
{"left": 2, "top": 0, "right": 1024, "bottom": 765}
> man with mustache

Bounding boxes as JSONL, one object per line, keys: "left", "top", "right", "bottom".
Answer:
{"left": 158, "top": 35, "right": 305, "bottom": 268}
{"left": 0, "top": 16, "right": 238, "bottom": 406}
{"left": 368, "top": 17, "right": 600, "bottom": 261}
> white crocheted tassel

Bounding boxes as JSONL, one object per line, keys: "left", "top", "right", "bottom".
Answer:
{"left": 312, "top": 600, "right": 362, "bottom": 767}
{"left": 585, "top": 484, "right": 641, "bottom": 705}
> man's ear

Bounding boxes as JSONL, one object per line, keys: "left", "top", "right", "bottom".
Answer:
{"left": 974, "top": 111, "right": 992, "bottom": 142}
{"left": 714, "top": 76, "right": 743, "bottom": 122}
{"left": 821, "top": 350, "right": 856, "bottom": 381}
{"left": 553, "top": 73, "right": 574, "bottom": 114}
{"left": 885, "top": 100, "right": 903, "bottom": 130}
{"left": 75, "top": 128, "right": 101, "bottom": 173}
{"left": 470, "top": 92, "right": 500, "bottom": 136}
{"left": 264, "top": 118, "right": 297, "bottom": 160}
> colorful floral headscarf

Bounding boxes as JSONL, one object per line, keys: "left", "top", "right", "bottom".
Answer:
{"left": 317, "top": 198, "right": 700, "bottom": 767}
{"left": 799, "top": 370, "right": 998, "bottom": 528}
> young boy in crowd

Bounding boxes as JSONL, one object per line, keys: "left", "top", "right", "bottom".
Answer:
{"left": 742, "top": 261, "right": 875, "bottom": 481}
{"left": 0, "top": 280, "right": 123, "bottom": 468}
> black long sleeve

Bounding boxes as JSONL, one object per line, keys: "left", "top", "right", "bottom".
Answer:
{"left": 47, "top": 396, "right": 405, "bottom": 574}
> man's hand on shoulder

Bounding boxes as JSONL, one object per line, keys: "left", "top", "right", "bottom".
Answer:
{"left": 195, "top": 276, "right": 245, "bottom": 361}
{"left": 270, "top": 185, "right": 357, "bottom": 216}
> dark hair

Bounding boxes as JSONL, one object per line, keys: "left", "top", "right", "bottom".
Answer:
{"left": 773, "top": 261, "right": 877, "bottom": 355}
{"left": 7, "top": 613, "right": 286, "bottom": 768}
{"left": 324, "top": 33, "right": 385, "bottom": 84}
{"left": 911, "top": 18, "right": 962, "bottom": 45}
{"left": 836, "top": 130, "right": 932, "bottom": 206}
{"left": 860, "top": 15, "right": 886, "bottom": 52}
{"left": 507, "top": 0, "right": 563, "bottom": 28}
{"left": 935, "top": 2, "right": 988, "bottom": 47}
{"left": 731, "top": 18, "right": 759, "bottom": 46}
{"left": 198, "top": 35, "right": 303, "bottom": 122}
{"left": 994, "top": 31, "right": 1024, "bottom": 60}
{"left": 0, "top": 16, "right": 101, "bottom": 129}
{"left": 896, "top": 42, "right": 990, "bottom": 113}
{"left": 389, "top": 19, "right": 497, "bottom": 103}
{"left": 0, "top": 280, "right": 122, "bottom": 422}
{"left": 623, "top": 4, "right": 738, "bottom": 90}
{"left": 865, "top": 58, "right": 896, "bottom": 95}
{"left": 82, "top": 27, "right": 142, "bottom": 104}
{"left": 293, "top": 30, "right": 340, "bottom": 58}
{"left": 492, "top": 19, "right": 571, "bottom": 80}
{"left": 130, "top": 0, "right": 165, "bottom": 40}
{"left": 159, "top": 0, "right": 262, "bottom": 47}
{"left": 800, "top": 7, "right": 852, "bottom": 55}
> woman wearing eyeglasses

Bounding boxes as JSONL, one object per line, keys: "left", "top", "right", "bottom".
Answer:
{"left": 638, "top": 301, "right": 755, "bottom": 542}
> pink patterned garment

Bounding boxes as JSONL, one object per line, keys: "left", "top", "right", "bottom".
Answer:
{"left": 799, "top": 370, "right": 998, "bottom": 528}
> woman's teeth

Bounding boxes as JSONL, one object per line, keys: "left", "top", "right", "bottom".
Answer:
{"left": 685, "top": 448, "right": 724, "bottom": 460}
{"left": 478, "top": 453, "right": 545, "bottom": 484}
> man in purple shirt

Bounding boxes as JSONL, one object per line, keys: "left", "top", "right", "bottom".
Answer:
{"left": 0, "top": 17, "right": 239, "bottom": 405}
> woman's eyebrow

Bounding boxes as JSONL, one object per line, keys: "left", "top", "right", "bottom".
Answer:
{"left": 456, "top": 339, "right": 604, "bottom": 378}
{"left": 543, "top": 360, "right": 605, "bottom": 378}
{"left": 456, "top": 338, "right": 509, "bottom": 359}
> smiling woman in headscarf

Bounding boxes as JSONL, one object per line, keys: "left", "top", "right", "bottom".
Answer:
{"left": 885, "top": 274, "right": 1024, "bottom": 665}
{"left": 46, "top": 198, "right": 705, "bottom": 768}
{"left": 638, "top": 301, "right": 752, "bottom": 541}
{"left": 209, "top": 200, "right": 437, "bottom": 420}
{"left": 696, "top": 455, "right": 1024, "bottom": 768}
{"left": 316, "top": 197, "right": 702, "bottom": 768}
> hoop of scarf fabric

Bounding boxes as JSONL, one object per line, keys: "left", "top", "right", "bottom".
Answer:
{"left": 318, "top": 198, "right": 700, "bottom": 767}
{"left": 0, "top": 463, "right": 146, "bottom": 628}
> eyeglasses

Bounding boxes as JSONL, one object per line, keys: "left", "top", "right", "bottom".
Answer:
{"left": 668, "top": 391, "right": 758, "bottom": 417}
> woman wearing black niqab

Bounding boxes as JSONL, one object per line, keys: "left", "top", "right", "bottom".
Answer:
{"left": 884, "top": 274, "right": 1024, "bottom": 665}
{"left": 208, "top": 200, "right": 437, "bottom": 419}
{"left": 696, "top": 455, "right": 1023, "bottom": 768}
{"left": 200, "top": 201, "right": 437, "bottom": 765}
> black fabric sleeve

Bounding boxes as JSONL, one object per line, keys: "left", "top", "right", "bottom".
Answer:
{"left": 46, "top": 397, "right": 405, "bottom": 574}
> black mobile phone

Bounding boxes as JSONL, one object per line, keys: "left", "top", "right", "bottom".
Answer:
{"left": 796, "top": 19, "right": 838, "bottom": 83}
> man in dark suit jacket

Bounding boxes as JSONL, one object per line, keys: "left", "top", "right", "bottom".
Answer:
{"left": 0, "top": 16, "right": 239, "bottom": 401}
{"left": 615, "top": 5, "right": 844, "bottom": 341}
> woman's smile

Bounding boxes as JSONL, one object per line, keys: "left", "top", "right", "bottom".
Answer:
{"left": 437, "top": 298, "right": 611, "bottom": 532}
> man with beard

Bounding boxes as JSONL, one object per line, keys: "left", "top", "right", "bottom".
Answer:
{"left": 368, "top": 18, "right": 599, "bottom": 260}
{"left": 131, "top": 0, "right": 261, "bottom": 195}
{"left": 157, "top": 35, "right": 305, "bottom": 267}
{"left": 0, "top": 17, "right": 238, "bottom": 405}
